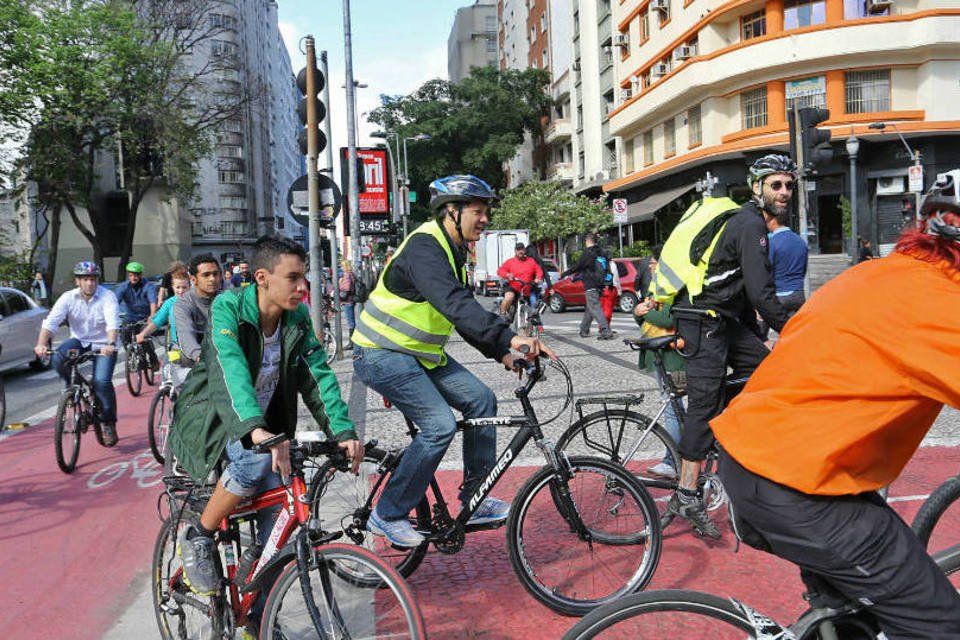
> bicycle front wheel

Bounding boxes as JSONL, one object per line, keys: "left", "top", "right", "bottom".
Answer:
{"left": 557, "top": 409, "right": 679, "bottom": 526}
{"left": 561, "top": 589, "right": 761, "bottom": 639}
{"left": 54, "top": 392, "right": 82, "bottom": 474}
{"left": 148, "top": 387, "right": 173, "bottom": 464}
{"left": 260, "top": 542, "right": 427, "bottom": 640}
{"left": 508, "top": 456, "right": 662, "bottom": 616}
{"left": 912, "top": 475, "right": 960, "bottom": 584}
{"left": 125, "top": 349, "right": 143, "bottom": 396}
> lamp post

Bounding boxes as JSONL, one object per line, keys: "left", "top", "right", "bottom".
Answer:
{"left": 845, "top": 135, "right": 860, "bottom": 263}
{"left": 869, "top": 121, "right": 922, "bottom": 220}
{"left": 401, "top": 133, "right": 431, "bottom": 236}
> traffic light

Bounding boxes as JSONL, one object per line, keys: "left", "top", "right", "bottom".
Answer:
{"left": 789, "top": 107, "right": 833, "bottom": 178}
{"left": 296, "top": 59, "right": 327, "bottom": 159}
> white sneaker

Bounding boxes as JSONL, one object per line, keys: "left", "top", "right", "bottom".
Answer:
{"left": 647, "top": 462, "right": 677, "bottom": 480}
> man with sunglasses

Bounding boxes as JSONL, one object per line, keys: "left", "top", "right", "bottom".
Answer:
{"left": 666, "top": 153, "right": 791, "bottom": 539}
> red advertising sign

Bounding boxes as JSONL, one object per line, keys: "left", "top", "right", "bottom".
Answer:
{"left": 340, "top": 147, "right": 390, "bottom": 215}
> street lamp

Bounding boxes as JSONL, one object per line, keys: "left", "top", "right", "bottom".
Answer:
{"left": 845, "top": 135, "right": 860, "bottom": 263}
{"left": 869, "top": 121, "right": 922, "bottom": 220}
{"left": 399, "top": 133, "right": 431, "bottom": 236}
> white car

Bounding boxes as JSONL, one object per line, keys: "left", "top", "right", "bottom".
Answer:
{"left": 0, "top": 286, "right": 51, "bottom": 373}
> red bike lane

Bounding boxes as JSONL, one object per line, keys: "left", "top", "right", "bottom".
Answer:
{"left": 0, "top": 381, "right": 957, "bottom": 640}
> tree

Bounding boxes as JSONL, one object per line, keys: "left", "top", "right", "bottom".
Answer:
{"left": 369, "top": 66, "right": 553, "bottom": 222}
{"left": 490, "top": 180, "right": 612, "bottom": 242}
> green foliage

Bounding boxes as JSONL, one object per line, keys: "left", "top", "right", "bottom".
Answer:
{"left": 612, "top": 240, "right": 652, "bottom": 258}
{"left": 838, "top": 195, "right": 852, "bottom": 239}
{"left": 369, "top": 66, "right": 553, "bottom": 218}
{"left": 490, "top": 180, "right": 612, "bottom": 241}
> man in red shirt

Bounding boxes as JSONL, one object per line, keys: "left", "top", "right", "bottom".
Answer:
{"left": 497, "top": 242, "right": 543, "bottom": 319}
{"left": 713, "top": 172, "right": 960, "bottom": 638}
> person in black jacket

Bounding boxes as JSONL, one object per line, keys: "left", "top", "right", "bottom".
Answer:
{"left": 668, "top": 154, "right": 792, "bottom": 539}
{"left": 561, "top": 233, "right": 615, "bottom": 339}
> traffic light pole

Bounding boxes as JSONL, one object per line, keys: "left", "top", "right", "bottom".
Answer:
{"left": 303, "top": 37, "right": 324, "bottom": 342}
{"left": 793, "top": 107, "right": 812, "bottom": 298}
{"left": 320, "top": 50, "right": 345, "bottom": 359}
{"left": 342, "top": 0, "right": 362, "bottom": 277}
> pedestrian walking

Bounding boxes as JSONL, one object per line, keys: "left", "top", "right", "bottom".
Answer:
{"left": 560, "top": 233, "right": 615, "bottom": 340}
{"left": 339, "top": 259, "right": 357, "bottom": 347}
{"left": 30, "top": 271, "right": 49, "bottom": 307}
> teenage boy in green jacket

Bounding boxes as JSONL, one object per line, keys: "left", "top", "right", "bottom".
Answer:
{"left": 170, "top": 235, "right": 363, "bottom": 599}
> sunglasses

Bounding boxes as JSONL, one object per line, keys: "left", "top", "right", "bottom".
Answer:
{"left": 767, "top": 180, "right": 796, "bottom": 192}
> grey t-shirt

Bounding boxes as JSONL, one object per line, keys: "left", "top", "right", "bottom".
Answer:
{"left": 172, "top": 288, "right": 216, "bottom": 365}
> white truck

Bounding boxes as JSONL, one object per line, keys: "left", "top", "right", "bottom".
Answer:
{"left": 473, "top": 229, "right": 530, "bottom": 296}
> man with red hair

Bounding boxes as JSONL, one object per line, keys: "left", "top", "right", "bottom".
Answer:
{"left": 712, "top": 171, "right": 960, "bottom": 638}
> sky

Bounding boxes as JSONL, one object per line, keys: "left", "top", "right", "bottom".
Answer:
{"left": 276, "top": 0, "right": 471, "bottom": 164}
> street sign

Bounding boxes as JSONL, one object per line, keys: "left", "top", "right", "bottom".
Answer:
{"left": 358, "top": 215, "right": 391, "bottom": 235}
{"left": 340, "top": 147, "right": 390, "bottom": 214}
{"left": 409, "top": 191, "right": 417, "bottom": 203}
{"left": 287, "top": 174, "right": 342, "bottom": 227}
{"left": 612, "top": 198, "right": 628, "bottom": 224}
{"left": 908, "top": 165, "right": 924, "bottom": 193}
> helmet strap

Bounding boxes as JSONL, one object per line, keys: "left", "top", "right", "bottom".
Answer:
{"left": 448, "top": 203, "right": 466, "bottom": 245}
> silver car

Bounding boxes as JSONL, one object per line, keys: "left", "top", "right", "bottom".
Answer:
{"left": 0, "top": 286, "right": 51, "bottom": 373}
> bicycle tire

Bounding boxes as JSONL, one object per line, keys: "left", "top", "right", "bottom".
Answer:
{"left": 259, "top": 542, "right": 427, "bottom": 640}
{"left": 557, "top": 409, "right": 680, "bottom": 527}
{"left": 323, "top": 327, "right": 336, "bottom": 365}
{"left": 0, "top": 375, "right": 5, "bottom": 431}
{"left": 912, "top": 475, "right": 960, "bottom": 580}
{"left": 517, "top": 303, "right": 533, "bottom": 337}
{"left": 561, "top": 589, "right": 761, "bottom": 639}
{"left": 54, "top": 391, "right": 82, "bottom": 474}
{"left": 507, "top": 456, "right": 662, "bottom": 616}
{"left": 148, "top": 387, "right": 173, "bottom": 464}
{"left": 308, "top": 448, "right": 431, "bottom": 585}
{"left": 152, "top": 512, "right": 227, "bottom": 640}
{"left": 145, "top": 362, "right": 157, "bottom": 386}
{"left": 126, "top": 348, "right": 143, "bottom": 396}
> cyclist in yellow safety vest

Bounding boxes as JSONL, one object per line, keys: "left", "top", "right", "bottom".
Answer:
{"left": 352, "top": 174, "right": 556, "bottom": 548}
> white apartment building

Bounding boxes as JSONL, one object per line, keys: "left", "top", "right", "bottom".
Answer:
{"left": 449, "top": 0, "right": 499, "bottom": 83}
{"left": 606, "top": 0, "right": 960, "bottom": 254}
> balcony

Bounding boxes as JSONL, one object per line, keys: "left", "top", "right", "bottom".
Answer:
{"left": 546, "top": 162, "right": 574, "bottom": 182}
{"left": 218, "top": 182, "right": 247, "bottom": 197}
{"left": 543, "top": 118, "right": 572, "bottom": 144}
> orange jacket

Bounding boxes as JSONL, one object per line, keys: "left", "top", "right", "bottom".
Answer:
{"left": 712, "top": 250, "right": 960, "bottom": 495}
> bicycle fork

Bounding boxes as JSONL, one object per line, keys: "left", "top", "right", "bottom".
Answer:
{"left": 536, "top": 438, "right": 594, "bottom": 544}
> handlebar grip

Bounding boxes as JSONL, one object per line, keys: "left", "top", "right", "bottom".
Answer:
{"left": 252, "top": 432, "right": 287, "bottom": 453}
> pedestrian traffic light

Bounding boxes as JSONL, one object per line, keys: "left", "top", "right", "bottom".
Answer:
{"left": 296, "top": 63, "right": 327, "bottom": 158}
{"left": 789, "top": 107, "right": 833, "bottom": 178}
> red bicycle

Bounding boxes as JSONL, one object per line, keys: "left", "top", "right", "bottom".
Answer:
{"left": 152, "top": 432, "right": 427, "bottom": 640}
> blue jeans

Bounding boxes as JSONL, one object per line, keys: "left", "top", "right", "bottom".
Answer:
{"left": 342, "top": 303, "right": 356, "bottom": 332}
{"left": 53, "top": 338, "right": 118, "bottom": 422}
{"left": 352, "top": 346, "right": 498, "bottom": 520}
{"left": 656, "top": 370, "right": 682, "bottom": 467}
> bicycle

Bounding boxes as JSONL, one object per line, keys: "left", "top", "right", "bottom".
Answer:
{"left": 153, "top": 433, "right": 427, "bottom": 640}
{"left": 121, "top": 318, "right": 157, "bottom": 396}
{"left": 555, "top": 330, "right": 744, "bottom": 533}
{"left": 320, "top": 294, "right": 338, "bottom": 365}
{"left": 912, "top": 473, "right": 960, "bottom": 588}
{"left": 53, "top": 349, "right": 113, "bottom": 474}
{"left": 148, "top": 352, "right": 182, "bottom": 465}
{"left": 309, "top": 355, "right": 663, "bottom": 616}
{"left": 499, "top": 277, "right": 542, "bottom": 337}
{"left": 561, "top": 543, "right": 960, "bottom": 639}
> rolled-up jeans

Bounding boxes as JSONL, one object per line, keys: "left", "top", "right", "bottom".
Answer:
{"left": 53, "top": 338, "right": 118, "bottom": 422}
{"left": 352, "top": 345, "right": 498, "bottom": 520}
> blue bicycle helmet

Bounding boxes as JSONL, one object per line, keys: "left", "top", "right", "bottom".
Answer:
{"left": 73, "top": 261, "right": 101, "bottom": 276}
{"left": 428, "top": 175, "right": 497, "bottom": 211}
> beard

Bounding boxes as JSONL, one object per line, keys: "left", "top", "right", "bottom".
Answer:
{"left": 761, "top": 191, "right": 789, "bottom": 218}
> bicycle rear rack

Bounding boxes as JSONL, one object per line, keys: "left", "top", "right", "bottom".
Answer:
{"left": 574, "top": 394, "right": 645, "bottom": 422}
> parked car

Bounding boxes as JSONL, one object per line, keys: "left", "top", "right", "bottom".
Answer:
{"left": 0, "top": 286, "right": 51, "bottom": 373}
{"left": 541, "top": 259, "right": 561, "bottom": 285}
{"left": 547, "top": 258, "right": 642, "bottom": 314}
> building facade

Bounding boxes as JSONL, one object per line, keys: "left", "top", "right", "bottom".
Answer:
{"left": 449, "top": 0, "right": 499, "bottom": 83}
{"left": 605, "top": 0, "right": 960, "bottom": 255}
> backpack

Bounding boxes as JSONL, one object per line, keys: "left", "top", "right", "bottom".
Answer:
{"left": 354, "top": 273, "right": 370, "bottom": 304}
{"left": 650, "top": 196, "right": 740, "bottom": 304}
{"left": 595, "top": 251, "right": 613, "bottom": 286}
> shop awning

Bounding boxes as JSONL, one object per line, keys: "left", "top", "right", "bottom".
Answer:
{"left": 624, "top": 184, "right": 695, "bottom": 224}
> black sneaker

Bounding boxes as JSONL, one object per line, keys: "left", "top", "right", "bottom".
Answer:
{"left": 668, "top": 493, "right": 721, "bottom": 539}
{"left": 597, "top": 330, "right": 616, "bottom": 340}
{"left": 578, "top": 331, "right": 590, "bottom": 338}
{"left": 177, "top": 525, "right": 219, "bottom": 595}
{"left": 101, "top": 421, "right": 118, "bottom": 447}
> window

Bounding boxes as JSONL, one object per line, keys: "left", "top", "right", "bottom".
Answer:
{"left": 784, "top": 0, "right": 826, "bottom": 29}
{"left": 578, "top": 151, "right": 585, "bottom": 178}
{"left": 640, "top": 10, "right": 650, "bottom": 42}
{"left": 485, "top": 37, "right": 497, "bottom": 54}
{"left": 220, "top": 144, "right": 244, "bottom": 158}
{"left": 530, "top": 25, "right": 536, "bottom": 42}
{"left": 688, "top": 104, "right": 702, "bottom": 147}
{"left": 741, "top": 86, "right": 768, "bottom": 129}
{"left": 540, "top": 13, "right": 546, "bottom": 33}
{"left": 623, "top": 139, "right": 635, "bottom": 173}
{"left": 603, "top": 89, "right": 615, "bottom": 114}
{"left": 663, "top": 118, "right": 676, "bottom": 156}
{"left": 643, "top": 130, "right": 654, "bottom": 165}
{"left": 741, "top": 9, "right": 766, "bottom": 40}
{"left": 211, "top": 39, "right": 237, "bottom": 57}
{"left": 658, "top": 1, "right": 671, "bottom": 26}
{"left": 845, "top": 69, "right": 891, "bottom": 114}
{"left": 485, "top": 15, "right": 496, "bottom": 32}
{"left": 785, "top": 75, "right": 827, "bottom": 116}
{"left": 844, "top": 0, "right": 889, "bottom": 18}
{"left": 219, "top": 195, "right": 247, "bottom": 209}
{"left": 543, "top": 47, "right": 548, "bottom": 67}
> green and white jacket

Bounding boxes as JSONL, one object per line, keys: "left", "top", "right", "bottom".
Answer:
{"left": 170, "top": 284, "right": 356, "bottom": 481}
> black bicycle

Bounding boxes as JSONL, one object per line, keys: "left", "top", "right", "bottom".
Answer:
{"left": 121, "top": 319, "right": 157, "bottom": 396}
{"left": 53, "top": 349, "right": 114, "bottom": 473}
{"left": 912, "top": 473, "right": 960, "bottom": 589}
{"left": 309, "top": 355, "right": 662, "bottom": 617}
{"left": 147, "top": 353, "right": 180, "bottom": 465}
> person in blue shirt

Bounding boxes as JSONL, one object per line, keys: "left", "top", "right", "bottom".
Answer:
{"left": 114, "top": 261, "right": 160, "bottom": 370}
{"left": 757, "top": 208, "right": 808, "bottom": 342}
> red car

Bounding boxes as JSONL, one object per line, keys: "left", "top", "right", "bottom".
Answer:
{"left": 547, "top": 258, "right": 643, "bottom": 314}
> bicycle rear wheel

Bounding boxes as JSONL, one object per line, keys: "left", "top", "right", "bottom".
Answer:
{"left": 54, "top": 391, "right": 82, "bottom": 474}
{"left": 126, "top": 348, "right": 143, "bottom": 396}
{"left": 557, "top": 409, "right": 679, "bottom": 526}
{"left": 152, "top": 513, "right": 227, "bottom": 640}
{"left": 145, "top": 362, "right": 157, "bottom": 386}
{"left": 309, "top": 448, "right": 431, "bottom": 583}
{"left": 260, "top": 542, "right": 427, "bottom": 640}
{"left": 912, "top": 475, "right": 960, "bottom": 585}
{"left": 0, "top": 375, "right": 6, "bottom": 431}
{"left": 561, "top": 589, "right": 762, "bottom": 639}
{"left": 148, "top": 387, "right": 174, "bottom": 464}
{"left": 507, "top": 456, "right": 662, "bottom": 616}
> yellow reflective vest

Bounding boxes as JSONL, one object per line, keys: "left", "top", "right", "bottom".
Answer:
{"left": 352, "top": 220, "right": 466, "bottom": 368}
{"left": 649, "top": 196, "right": 740, "bottom": 304}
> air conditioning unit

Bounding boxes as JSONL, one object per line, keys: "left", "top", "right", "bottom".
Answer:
{"left": 876, "top": 176, "right": 905, "bottom": 195}
{"left": 650, "top": 0, "right": 670, "bottom": 13}
{"left": 673, "top": 44, "right": 696, "bottom": 61}
{"left": 866, "top": 0, "right": 893, "bottom": 14}
{"left": 595, "top": 170, "right": 611, "bottom": 181}
{"left": 572, "top": 60, "right": 581, "bottom": 71}
{"left": 620, "top": 88, "right": 633, "bottom": 102}
{"left": 650, "top": 62, "right": 670, "bottom": 77}
{"left": 630, "top": 76, "right": 641, "bottom": 91}
{"left": 613, "top": 34, "right": 629, "bottom": 48}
